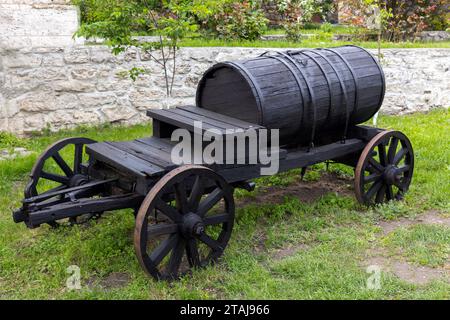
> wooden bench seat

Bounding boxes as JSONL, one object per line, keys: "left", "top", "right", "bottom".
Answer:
{"left": 147, "top": 105, "right": 265, "bottom": 138}
{"left": 86, "top": 106, "right": 284, "bottom": 180}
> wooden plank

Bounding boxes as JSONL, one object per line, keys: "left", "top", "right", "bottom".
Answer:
{"left": 178, "top": 106, "right": 263, "bottom": 130}
{"left": 86, "top": 142, "right": 164, "bottom": 177}
{"left": 107, "top": 141, "right": 176, "bottom": 170}
{"left": 147, "top": 109, "right": 227, "bottom": 134}
{"left": 147, "top": 108, "right": 264, "bottom": 136}
{"left": 281, "top": 139, "right": 366, "bottom": 171}
{"left": 165, "top": 108, "right": 242, "bottom": 131}
{"left": 136, "top": 137, "right": 176, "bottom": 153}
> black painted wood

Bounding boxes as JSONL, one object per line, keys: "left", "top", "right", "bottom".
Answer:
{"left": 196, "top": 45, "right": 385, "bottom": 146}
{"left": 147, "top": 106, "right": 265, "bottom": 141}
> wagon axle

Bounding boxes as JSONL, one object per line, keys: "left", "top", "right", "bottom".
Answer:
{"left": 384, "top": 165, "right": 404, "bottom": 185}
{"left": 181, "top": 213, "right": 206, "bottom": 238}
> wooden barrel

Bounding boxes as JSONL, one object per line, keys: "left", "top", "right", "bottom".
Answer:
{"left": 196, "top": 45, "right": 385, "bottom": 146}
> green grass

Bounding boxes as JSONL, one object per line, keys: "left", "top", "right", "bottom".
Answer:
{"left": 180, "top": 24, "right": 450, "bottom": 49}
{"left": 264, "top": 24, "right": 364, "bottom": 36}
{"left": 164, "top": 23, "right": 450, "bottom": 48}
{"left": 0, "top": 109, "right": 449, "bottom": 299}
{"left": 382, "top": 224, "right": 450, "bottom": 268}
{"left": 180, "top": 37, "right": 450, "bottom": 49}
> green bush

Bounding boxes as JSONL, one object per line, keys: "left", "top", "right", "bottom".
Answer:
{"left": 199, "top": 1, "right": 268, "bottom": 40}
{"left": 284, "top": 21, "right": 303, "bottom": 42}
{"left": 73, "top": 0, "right": 130, "bottom": 24}
{"left": 320, "top": 22, "right": 333, "bottom": 33}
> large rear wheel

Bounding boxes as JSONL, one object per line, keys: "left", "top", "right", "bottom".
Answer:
{"left": 134, "top": 165, "right": 235, "bottom": 280}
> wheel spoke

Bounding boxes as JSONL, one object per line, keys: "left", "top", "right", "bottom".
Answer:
{"left": 375, "top": 184, "right": 386, "bottom": 203}
{"left": 52, "top": 152, "right": 74, "bottom": 177}
{"left": 368, "top": 157, "right": 384, "bottom": 173}
{"left": 393, "top": 180, "right": 407, "bottom": 190}
{"left": 149, "top": 234, "right": 178, "bottom": 267}
{"left": 197, "top": 233, "right": 223, "bottom": 252}
{"left": 386, "top": 185, "right": 394, "bottom": 200}
{"left": 366, "top": 180, "right": 383, "bottom": 200}
{"left": 364, "top": 173, "right": 381, "bottom": 184}
{"left": 41, "top": 171, "right": 70, "bottom": 184}
{"left": 378, "top": 144, "right": 388, "bottom": 166}
{"left": 167, "top": 237, "right": 185, "bottom": 277}
{"left": 393, "top": 148, "right": 407, "bottom": 165}
{"left": 387, "top": 137, "right": 399, "bottom": 164}
{"left": 174, "top": 181, "right": 188, "bottom": 214}
{"left": 147, "top": 223, "right": 178, "bottom": 238}
{"left": 188, "top": 176, "right": 204, "bottom": 211}
{"left": 186, "top": 239, "right": 200, "bottom": 267}
{"left": 74, "top": 144, "right": 83, "bottom": 174}
{"left": 197, "top": 188, "right": 224, "bottom": 217}
{"left": 396, "top": 165, "right": 410, "bottom": 173}
{"left": 204, "top": 213, "right": 229, "bottom": 226}
{"left": 155, "top": 198, "right": 182, "bottom": 223}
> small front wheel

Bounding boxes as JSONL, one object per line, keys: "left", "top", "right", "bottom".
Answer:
{"left": 134, "top": 165, "right": 235, "bottom": 280}
{"left": 354, "top": 130, "right": 414, "bottom": 206}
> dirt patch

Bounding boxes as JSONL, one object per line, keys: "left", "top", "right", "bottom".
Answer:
{"left": 364, "top": 254, "right": 448, "bottom": 285}
{"left": 271, "top": 243, "right": 310, "bottom": 261}
{"left": 364, "top": 210, "right": 450, "bottom": 285}
{"left": 377, "top": 210, "right": 450, "bottom": 235}
{"left": 87, "top": 272, "right": 131, "bottom": 290}
{"left": 240, "top": 172, "right": 353, "bottom": 207}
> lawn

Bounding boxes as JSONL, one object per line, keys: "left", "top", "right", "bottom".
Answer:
{"left": 179, "top": 37, "right": 450, "bottom": 49}
{"left": 178, "top": 24, "right": 450, "bottom": 49}
{"left": 0, "top": 109, "right": 449, "bottom": 299}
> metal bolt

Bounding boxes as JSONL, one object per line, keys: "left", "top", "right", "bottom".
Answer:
{"left": 194, "top": 224, "right": 204, "bottom": 235}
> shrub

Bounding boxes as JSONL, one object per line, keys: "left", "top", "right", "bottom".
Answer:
{"left": 342, "top": 0, "right": 449, "bottom": 41}
{"left": 284, "top": 21, "right": 304, "bottom": 42}
{"left": 200, "top": 1, "right": 269, "bottom": 40}
{"left": 382, "top": 0, "right": 449, "bottom": 40}
{"left": 320, "top": 21, "right": 333, "bottom": 33}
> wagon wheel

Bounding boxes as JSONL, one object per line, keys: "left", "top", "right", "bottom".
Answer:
{"left": 134, "top": 165, "right": 235, "bottom": 280}
{"left": 355, "top": 131, "right": 414, "bottom": 206}
{"left": 24, "top": 137, "right": 101, "bottom": 226}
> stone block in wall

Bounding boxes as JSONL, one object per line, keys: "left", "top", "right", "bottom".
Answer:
{"left": 2, "top": 53, "right": 42, "bottom": 68}
{"left": 53, "top": 79, "right": 95, "bottom": 93}
{"left": 44, "top": 109, "right": 102, "bottom": 131}
{"left": 14, "top": 92, "right": 78, "bottom": 112}
{"left": 170, "top": 87, "right": 196, "bottom": 98}
{"left": 64, "top": 48, "right": 90, "bottom": 64}
{"left": 0, "top": 0, "right": 83, "bottom": 49}
{"left": 78, "top": 92, "right": 117, "bottom": 107}
{"left": 70, "top": 67, "right": 98, "bottom": 80}
{"left": 101, "top": 105, "right": 138, "bottom": 123}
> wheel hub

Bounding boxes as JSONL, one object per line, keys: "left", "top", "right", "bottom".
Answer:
{"left": 69, "top": 174, "right": 88, "bottom": 187}
{"left": 181, "top": 213, "right": 204, "bottom": 238}
{"left": 384, "top": 165, "right": 401, "bottom": 185}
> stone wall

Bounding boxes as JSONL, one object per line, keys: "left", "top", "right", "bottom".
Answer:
{"left": 0, "top": 0, "right": 83, "bottom": 48}
{"left": 0, "top": 46, "right": 449, "bottom": 135}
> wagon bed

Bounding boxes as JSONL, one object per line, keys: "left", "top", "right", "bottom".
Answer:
{"left": 85, "top": 105, "right": 384, "bottom": 197}
{"left": 85, "top": 106, "right": 280, "bottom": 193}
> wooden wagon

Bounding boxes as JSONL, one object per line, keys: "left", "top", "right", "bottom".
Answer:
{"left": 13, "top": 46, "right": 414, "bottom": 280}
